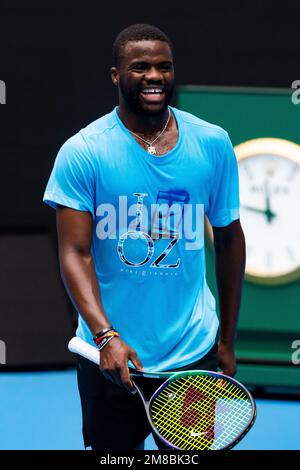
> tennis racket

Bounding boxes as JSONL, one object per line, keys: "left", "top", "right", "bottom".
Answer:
{"left": 68, "top": 336, "right": 256, "bottom": 451}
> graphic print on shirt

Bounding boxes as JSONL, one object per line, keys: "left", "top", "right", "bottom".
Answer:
{"left": 152, "top": 189, "right": 189, "bottom": 240}
{"left": 116, "top": 190, "right": 204, "bottom": 271}
{"left": 118, "top": 193, "right": 156, "bottom": 268}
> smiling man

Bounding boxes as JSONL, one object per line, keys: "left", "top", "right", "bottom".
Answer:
{"left": 43, "top": 24, "right": 246, "bottom": 450}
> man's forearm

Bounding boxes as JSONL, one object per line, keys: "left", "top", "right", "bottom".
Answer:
{"left": 59, "top": 251, "right": 111, "bottom": 336}
{"left": 213, "top": 224, "right": 246, "bottom": 345}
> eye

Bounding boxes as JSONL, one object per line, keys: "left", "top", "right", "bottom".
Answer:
{"left": 130, "top": 63, "right": 147, "bottom": 72}
{"left": 158, "top": 62, "right": 173, "bottom": 72}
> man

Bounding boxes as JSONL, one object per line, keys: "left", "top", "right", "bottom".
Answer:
{"left": 43, "top": 24, "right": 245, "bottom": 451}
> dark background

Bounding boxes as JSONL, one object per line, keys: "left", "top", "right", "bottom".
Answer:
{"left": 0, "top": 0, "right": 299, "bottom": 366}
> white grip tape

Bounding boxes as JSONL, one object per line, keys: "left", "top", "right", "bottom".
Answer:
{"left": 68, "top": 336, "right": 99, "bottom": 365}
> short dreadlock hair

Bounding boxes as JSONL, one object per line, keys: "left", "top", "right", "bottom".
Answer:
{"left": 112, "top": 24, "right": 173, "bottom": 67}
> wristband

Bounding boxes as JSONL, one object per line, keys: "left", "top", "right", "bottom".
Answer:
{"left": 95, "top": 331, "right": 120, "bottom": 347}
{"left": 97, "top": 334, "right": 115, "bottom": 351}
{"left": 93, "top": 326, "right": 114, "bottom": 343}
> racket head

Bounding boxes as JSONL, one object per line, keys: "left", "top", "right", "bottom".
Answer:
{"left": 146, "top": 370, "right": 256, "bottom": 451}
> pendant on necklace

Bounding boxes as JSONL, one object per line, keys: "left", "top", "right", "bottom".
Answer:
{"left": 148, "top": 145, "right": 156, "bottom": 155}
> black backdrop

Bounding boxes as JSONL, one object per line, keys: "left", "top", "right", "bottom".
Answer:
{"left": 0, "top": 0, "right": 299, "bottom": 367}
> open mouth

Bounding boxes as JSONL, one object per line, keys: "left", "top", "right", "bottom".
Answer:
{"left": 140, "top": 87, "right": 165, "bottom": 102}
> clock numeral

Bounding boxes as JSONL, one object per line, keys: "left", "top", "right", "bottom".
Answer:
{"left": 287, "top": 163, "right": 299, "bottom": 181}
{"left": 286, "top": 247, "right": 295, "bottom": 261}
{"left": 246, "top": 245, "right": 253, "bottom": 255}
{"left": 241, "top": 164, "right": 253, "bottom": 180}
{"left": 273, "top": 186, "right": 289, "bottom": 195}
{"left": 266, "top": 252, "right": 272, "bottom": 268}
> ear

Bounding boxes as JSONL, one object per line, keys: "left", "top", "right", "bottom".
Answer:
{"left": 110, "top": 67, "right": 119, "bottom": 86}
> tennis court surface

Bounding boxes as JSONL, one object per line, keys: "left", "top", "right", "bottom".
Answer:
{"left": 0, "top": 369, "right": 299, "bottom": 450}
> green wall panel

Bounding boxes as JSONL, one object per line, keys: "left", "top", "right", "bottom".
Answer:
{"left": 178, "top": 86, "right": 300, "bottom": 386}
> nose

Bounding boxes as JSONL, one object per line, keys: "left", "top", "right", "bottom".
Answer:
{"left": 144, "top": 66, "right": 163, "bottom": 82}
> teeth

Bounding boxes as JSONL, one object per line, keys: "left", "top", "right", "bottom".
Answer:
{"left": 142, "top": 88, "right": 163, "bottom": 94}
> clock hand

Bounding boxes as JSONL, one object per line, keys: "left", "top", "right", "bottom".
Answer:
{"left": 264, "top": 180, "right": 276, "bottom": 223}
{"left": 241, "top": 203, "right": 277, "bottom": 220}
{"left": 241, "top": 204, "right": 268, "bottom": 215}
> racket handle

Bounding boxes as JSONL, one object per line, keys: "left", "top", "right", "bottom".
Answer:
{"left": 68, "top": 336, "right": 173, "bottom": 378}
{"left": 67, "top": 337, "right": 147, "bottom": 373}
{"left": 68, "top": 337, "right": 99, "bottom": 365}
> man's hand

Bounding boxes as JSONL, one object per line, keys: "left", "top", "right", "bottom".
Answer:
{"left": 99, "top": 337, "right": 143, "bottom": 393}
{"left": 217, "top": 341, "right": 237, "bottom": 377}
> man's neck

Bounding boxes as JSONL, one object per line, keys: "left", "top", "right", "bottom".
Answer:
{"left": 117, "top": 103, "right": 170, "bottom": 138}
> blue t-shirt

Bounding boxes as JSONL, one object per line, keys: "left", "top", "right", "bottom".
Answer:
{"left": 43, "top": 106, "right": 240, "bottom": 371}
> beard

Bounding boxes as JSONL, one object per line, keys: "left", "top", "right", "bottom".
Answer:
{"left": 118, "top": 79, "right": 175, "bottom": 116}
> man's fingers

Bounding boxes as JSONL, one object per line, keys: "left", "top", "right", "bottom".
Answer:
{"left": 219, "top": 366, "right": 236, "bottom": 377}
{"left": 119, "top": 366, "right": 136, "bottom": 394}
{"left": 101, "top": 369, "right": 117, "bottom": 385}
{"left": 100, "top": 366, "right": 123, "bottom": 387}
{"left": 129, "top": 350, "right": 143, "bottom": 371}
{"left": 99, "top": 342, "right": 142, "bottom": 392}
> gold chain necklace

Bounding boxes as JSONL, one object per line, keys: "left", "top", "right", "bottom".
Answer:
{"left": 128, "top": 110, "right": 171, "bottom": 155}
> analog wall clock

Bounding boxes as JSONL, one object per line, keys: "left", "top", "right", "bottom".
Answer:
{"left": 235, "top": 137, "right": 300, "bottom": 286}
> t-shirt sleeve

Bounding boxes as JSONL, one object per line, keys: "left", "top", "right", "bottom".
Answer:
{"left": 43, "top": 134, "right": 95, "bottom": 219}
{"left": 206, "top": 132, "right": 240, "bottom": 227}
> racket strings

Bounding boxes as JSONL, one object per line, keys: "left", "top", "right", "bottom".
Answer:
{"left": 163, "top": 383, "right": 251, "bottom": 450}
{"left": 149, "top": 374, "right": 253, "bottom": 450}
{"left": 152, "top": 383, "right": 250, "bottom": 449}
{"left": 156, "top": 382, "right": 251, "bottom": 449}
{"left": 152, "top": 378, "right": 225, "bottom": 448}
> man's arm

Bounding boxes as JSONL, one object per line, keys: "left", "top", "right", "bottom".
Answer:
{"left": 212, "top": 218, "right": 246, "bottom": 376}
{"left": 56, "top": 205, "right": 142, "bottom": 391}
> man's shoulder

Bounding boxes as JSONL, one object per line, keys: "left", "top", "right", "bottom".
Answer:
{"left": 58, "top": 109, "right": 117, "bottom": 157}
{"left": 174, "top": 107, "right": 228, "bottom": 140}
{"left": 80, "top": 108, "right": 118, "bottom": 139}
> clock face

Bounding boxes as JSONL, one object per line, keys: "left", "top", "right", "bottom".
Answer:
{"left": 235, "top": 138, "right": 300, "bottom": 285}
